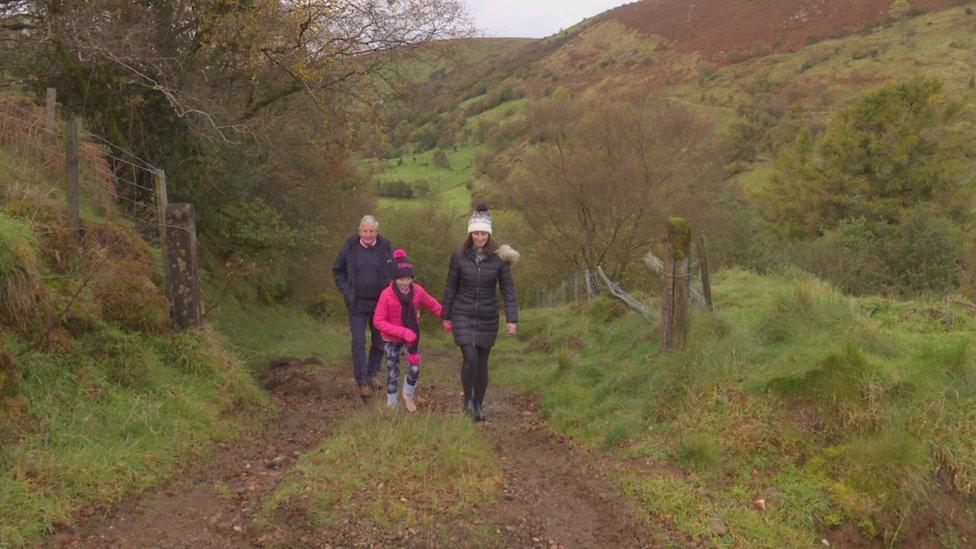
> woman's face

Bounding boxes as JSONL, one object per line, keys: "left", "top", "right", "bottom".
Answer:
{"left": 471, "top": 231, "right": 490, "bottom": 247}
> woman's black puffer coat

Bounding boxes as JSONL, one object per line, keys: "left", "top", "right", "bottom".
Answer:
{"left": 443, "top": 247, "right": 518, "bottom": 347}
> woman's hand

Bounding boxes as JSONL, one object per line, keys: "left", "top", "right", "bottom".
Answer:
{"left": 506, "top": 323, "right": 517, "bottom": 336}
{"left": 443, "top": 320, "right": 453, "bottom": 333}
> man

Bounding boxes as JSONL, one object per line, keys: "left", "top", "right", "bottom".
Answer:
{"left": 332, "top": 215, "right": 394, "bottom": 401}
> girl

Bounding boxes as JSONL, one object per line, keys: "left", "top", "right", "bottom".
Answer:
{"left": 442, "top": 203, "right": 519, "bottom": 421}
{"left": 373, "top": 249, "right": 443, "bottom": 412}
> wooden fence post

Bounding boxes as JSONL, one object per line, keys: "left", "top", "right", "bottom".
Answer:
{"left": 662, "top": 218, "right": 692, "bottom": 353}
{"left": 45, "top": 88, "right": 57, "bottom": 132}
{"left": 165, "top": 203, "right": 202, "bottom": 330}
{"left": 154, "top": 169, "right": 168, "bottom": 247}
{"left": 65, "top": 116, "right": 81, "bottom": 241}
{"left": 696, "top": 236, "right": 713, "bottom": 311}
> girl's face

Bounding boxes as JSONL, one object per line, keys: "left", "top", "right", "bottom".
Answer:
{"left": 471, "top": 231, "right": 490, "bottom": 248}
{"left": 395, "top": 277, "right": 413, "bottom": 291}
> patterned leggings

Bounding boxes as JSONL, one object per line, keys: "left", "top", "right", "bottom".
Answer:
{"left": 383, "top": 342, "right": 420, "bottom": 395}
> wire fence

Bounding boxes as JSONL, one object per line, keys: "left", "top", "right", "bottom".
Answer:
{"left": 1, "top": 91, "right": 206, "bottom": 331}
{"left": 0, "top": 98, "right": 165, "bottom": 245}
{"left": 534, "top": 269, "right": 601, "bottom": 308}
{"left": 535, "top": 250, "right": 713, "bottom": 319}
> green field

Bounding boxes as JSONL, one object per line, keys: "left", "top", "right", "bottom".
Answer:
{"left": 466, "top": 97, "right": 531, "bottom": 124}
{"left": 371, "top": 143, "right": 487, "bottom": 211}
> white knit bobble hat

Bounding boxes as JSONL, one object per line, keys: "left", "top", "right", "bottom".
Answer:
{"left": 467, "top": 202, "right": 492, "bottom": 234}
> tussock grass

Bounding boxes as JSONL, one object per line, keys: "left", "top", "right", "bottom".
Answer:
{"left": 0, "top": 328, "right": 268, "bottom": 546}
{"left": 265, "top": 410, "right": 502, "bottom": 544}
{"left": 0, "top": 212, "right": 41, "bottom": 330}
{"left": 495, "top": 268, "right": 976, "bottom": 545}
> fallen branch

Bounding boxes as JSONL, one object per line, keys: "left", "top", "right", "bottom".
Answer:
{"left": 948, "top": 296, "right": 976, "bottom": 311}
{"left": 595, "top": 266, "right": 659, "bottom": 319}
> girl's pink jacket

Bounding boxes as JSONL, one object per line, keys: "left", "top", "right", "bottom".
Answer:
{"left": 373, "top": 283, "right": 444, "bottom": 343}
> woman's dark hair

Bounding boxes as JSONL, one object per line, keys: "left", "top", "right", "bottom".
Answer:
{"left": 462, "top": 233, "right": 498, "bottom": 255}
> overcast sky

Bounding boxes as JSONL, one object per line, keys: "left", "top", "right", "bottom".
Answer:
{"left": 464, "top": 0, "right": 630, "bottom": 38}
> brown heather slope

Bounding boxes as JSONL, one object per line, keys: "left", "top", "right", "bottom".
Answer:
{"left": 606, "top": 0, "right": 963, "bottom": 63}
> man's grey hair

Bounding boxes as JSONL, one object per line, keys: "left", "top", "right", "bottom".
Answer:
{"left": 359, "top": 215, "right": 379, "bottom": 229}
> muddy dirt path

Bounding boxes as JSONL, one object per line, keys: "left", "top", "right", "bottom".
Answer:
{"left": 476, "top": 385, "right": 649, "bottom": 548}
{"left": 58, "top": 357, "right": 357, "bottom": 548}
{"left": 58, "top": 353, "right": 649, "bottom": 548}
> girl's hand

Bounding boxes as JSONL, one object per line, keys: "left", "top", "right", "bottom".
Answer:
{"left": 506, "top": 323, "right": 517, "bottom": 336}
{"left": 403, "top": 329, "right": 418, "bottom": 344}
{"left": 443, "top": 320, "right": 453, "bottom": 333}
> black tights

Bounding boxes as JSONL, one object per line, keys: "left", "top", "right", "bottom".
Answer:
{"left": 460, "top": 344, "right": 492, "bottom": 406}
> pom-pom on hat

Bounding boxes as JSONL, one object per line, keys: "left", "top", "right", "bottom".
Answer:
{"left": 468, "top": 202, "right": 493, "bottom": 234}
{"left": 392, "top": 249, "right": 415, "bottom": 279}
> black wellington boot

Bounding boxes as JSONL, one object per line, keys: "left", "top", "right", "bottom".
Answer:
{"left": 464, "top": 396, "right": 476, "bottom": 418}
{"left": 473, "top": 402, "right": 486, "bottom": 422}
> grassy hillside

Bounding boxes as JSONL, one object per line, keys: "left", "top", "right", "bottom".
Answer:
{"left": 492, "top": 269, "right": 976, "bottom": 545}
{"left": 367, "top": 3, "right": 976, "bottom": 235}
{"left": 606, "top": 0, "right": 961, "bottom": 64}
{"left": 0, "top": 100, "right": 269, "bottom": 545}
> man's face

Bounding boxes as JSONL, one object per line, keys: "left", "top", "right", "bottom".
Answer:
{"left": 359, "top": 223, "right": 378, "bottom": 246}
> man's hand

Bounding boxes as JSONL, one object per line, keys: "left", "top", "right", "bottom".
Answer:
{"left": 443, "top": 320, "right": 453, "bottom": 333}
{"left": 506, "top": 323, "right": 517, "bottom": 336}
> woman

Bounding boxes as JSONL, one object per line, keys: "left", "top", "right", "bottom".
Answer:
{"left": 442, "top": 203, "right": 519, "bottom": 422}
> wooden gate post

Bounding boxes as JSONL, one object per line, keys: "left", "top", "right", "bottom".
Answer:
{"left": 662, "top": 218, "right": 693, "bottom": 353}
{"left": 65, "top": 116, "right": 81, "bottom": 241}
{"left": 165, "top": 203, "right": 202, "bottom": 330}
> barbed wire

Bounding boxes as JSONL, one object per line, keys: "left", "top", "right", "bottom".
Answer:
{"left": 2, "top": 105, "right": 158, "bottom": 172}
{"left": 0, "top": 102, "right": 168, "bottom": 246}
{"left": 0, "top": 105, "right": 157, "bottom": 196}
{"left": 0, "top": 105, "right": 65, "bottom": 138}
{"left": 79, "top": 129, "right": 158, "bottom": 172}
{"left": 82, "top": 160, "right": 157, "bottom": 194}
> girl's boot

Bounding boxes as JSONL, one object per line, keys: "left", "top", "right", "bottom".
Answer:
{"left": 403, "top": 381, "right": 418, "bottom": 413}
{"left": 387, "top": 391, "right": 399, "bottom": 409}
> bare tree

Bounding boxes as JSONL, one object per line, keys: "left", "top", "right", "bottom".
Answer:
{"left": 504, "top": 95, "right": 722, "bottom": 281}
{"left": 1, "top": 0, "right": 472, "bottom": 140}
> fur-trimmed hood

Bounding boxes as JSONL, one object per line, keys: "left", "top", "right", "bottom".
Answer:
{"left": 497, "top": 244, "right": 520, "bottom": 264}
